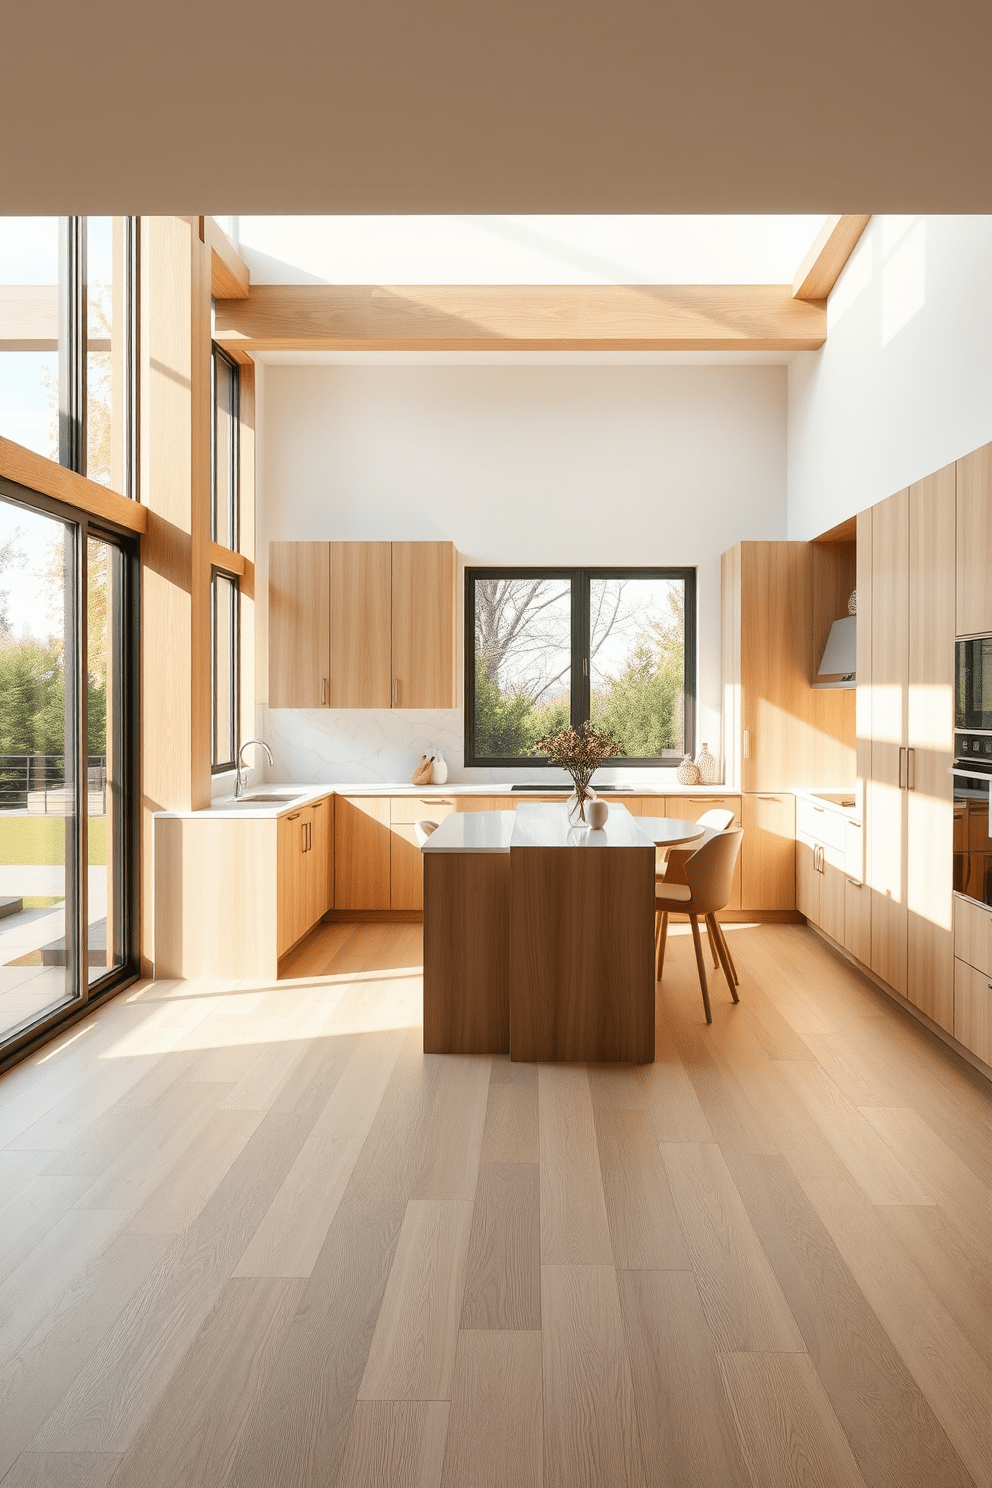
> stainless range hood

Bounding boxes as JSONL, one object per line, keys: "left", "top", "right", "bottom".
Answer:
{"left": 814, "top": 615, "right": 857, "bottom": 689}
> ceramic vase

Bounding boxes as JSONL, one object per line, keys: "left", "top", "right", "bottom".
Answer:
{"left": 676, "top": 754, "right": 701, "bottom": 786}
{"left": 695, "top": 742, "right": 718, "bottom": 784}
{"left": 587, "top": 799, "right": 609, "bottom": 830}
{"left": 432, "top": 750, "right": 448, "bottom": 784}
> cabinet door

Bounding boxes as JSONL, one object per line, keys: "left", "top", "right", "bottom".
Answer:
{"left": 953, "top": 958, "right": 992, "bottom": 1064}
{"left": 389, "top": 797, "right": 458, "bottom": 911}
{"left": 309, "top": 796, "right": 333, "bottom": 921}
{"left": 820, "top": 846, "right": 846, "bottom": 945}
{"left": 741, "top": 794, "right": 795, "bottom": 910}
{"left": 956, "top": 443, "right": 992, "bottom": 637}
{"left": 663, "top": 797, "right": 742, "bottom": 908}
{"left": 906, "top": 466, "right": 956, "bottom": 1030}
{"left": 334, "top": 797, "right": 391, "bottom": 910}
{"left": 277, "top": 809, "right": 307, "bottom": 955}
{"left": 796, "top": 835, "right": 820, "bottom": 923}
{"left": 391, "top": 542, "right": 456, "bottom": 708}
{"left": 740, "top": 542, "right": 810, "bottom": 792}
{"left": 328, "top": 542, "right": 392, "bottom": 707}
{"left": 868, "top": 490, "right": 909, "bottom": 996}
{"left": 269, "top": 543, "right": 329, "bottom": 708}
{"left": 844, "top": 875, "right": 870, "bottom": 964}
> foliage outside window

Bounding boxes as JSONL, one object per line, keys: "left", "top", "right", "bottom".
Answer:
{"left": 211, "top": 345, "right": 239, "bottom": 550}
{"left": 211, "top": 571, "right": 239, "bottom": 772}
{"left": 0, "top": 217, "right": 138, "bottom": 495}
{"left": 465, "top": 568, "right": 695, "bottom": 767}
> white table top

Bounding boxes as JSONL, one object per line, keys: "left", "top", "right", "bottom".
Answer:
{"left": 637, "top": 816, "right": 706, "bottom": 847}
{"left": 508, "top": 802, "right": 653, "bottom": 850}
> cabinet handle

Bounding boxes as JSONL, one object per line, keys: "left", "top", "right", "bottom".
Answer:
{"left": 743, "top": 729, "right": 750, "bottom": 759}
{"left": 898, "top": 746, "right": 907, "bottom": 789}
{"left": 321, "top": 676, "right": 327, "bottom": 705}
{"left": 287, "top": 811, "right": 301, "bottom": 820}
{"left": 392, "top": 678, "right": 398, "bottom": 706}
{"left": 908, "top": 747, "right": 916, "bottom": 790}
{"left": 850, "top": 819, "right": 861, "bottom": 828}
{"left": 813, "top": 805, "right": 824, "bottom": 813}
{"left": 847, "top": 877, "right": 862, "bottom": 887}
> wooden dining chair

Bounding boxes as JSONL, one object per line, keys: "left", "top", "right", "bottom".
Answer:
{"left": 655, "top": 828, "right": 743, "bottom": 1023}
{"left": 658, "top": 808, "right": 738, "bottom": 979}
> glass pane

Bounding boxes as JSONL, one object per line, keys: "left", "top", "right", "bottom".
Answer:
{"left": 86, "top": 216, "right": 130, "bottom": 493}
{"left": 0, "top": 497, "right": 78, "bottom": 1042}
{"left": 0, "top": 218, "right": 61, "bottom": 460}
{"left": 473, "top": 577, "right": 571, "bottom": 758}
{"left": 589, "top": 576, "right": 686, "bottom": 757}
{"left": 87, "top": 535, "right": 124, "bottom": 982}
{"left": 213, "top": 350, "right": 237, "bottom": 548}
{"left": 212, "top": 574, "right": 237, "bottom": 767}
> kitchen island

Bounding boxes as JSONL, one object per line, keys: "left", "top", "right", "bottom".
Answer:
{"left": 423, "top": 804, "right": 656, "bottom": 1063}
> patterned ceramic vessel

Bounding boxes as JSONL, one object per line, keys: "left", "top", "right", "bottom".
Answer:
{"left": 695, "top": 742, "right": 718, "bottom": 784}
{"left": 676, "top": 754, "right": 701, "bottom": 786}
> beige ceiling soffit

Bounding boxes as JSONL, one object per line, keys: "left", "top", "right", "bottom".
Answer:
{"left": 214, "top": 284, "right": 826, "bottom": 352}
{"left": 0, "top": 435, "right": 147, "bottom": 534}
{"left": 205, "top": 218, "right": 250, "bottom": 300}
{"left": 793, "top": 216, "right": 871, "bottom": 302}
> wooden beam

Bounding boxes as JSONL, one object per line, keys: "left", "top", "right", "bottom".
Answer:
{"left": 0, "top": 434, "right": 147, "bottom": 534}
{"left": 205, "top": 217, "right": 250, "bottom": 300}
{"left": 209, "top": 539, "right": 247, "bottom": 577}
{"left": 213, "top": 283, "right": 826, "bottom": 353}
{"left": 793, "top": 216, "right": 871, "bottom": 302}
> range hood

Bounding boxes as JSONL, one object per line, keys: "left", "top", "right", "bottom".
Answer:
{"left": 814, "top": 615, "right": 857, "bottom": 689}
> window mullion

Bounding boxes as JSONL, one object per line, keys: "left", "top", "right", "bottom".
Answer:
{"left": 58, "top": 217, "right": 87, "bottom": 473}
{"left": 571, "top": 570, "right": 590, "bottom": 728}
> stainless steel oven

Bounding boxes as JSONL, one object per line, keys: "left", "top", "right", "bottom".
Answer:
{"left": 956, "top": 636, "right": 992, "bottom": 732}
{"left": 954, "top": 731, "right": 992, "bottom": 909}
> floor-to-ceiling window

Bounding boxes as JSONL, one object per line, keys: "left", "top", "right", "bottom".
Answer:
{"left": 0, "top": 483, "right": 138, "bottom": 1056}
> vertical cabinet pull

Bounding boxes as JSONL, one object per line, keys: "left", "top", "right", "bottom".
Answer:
{"left": 898, "top": 746, "right": 906, "bottom": 789}
{"left": 321, "top": 676, "right": 327, "bottom": 705}
{"left": 743, "top": 729, "right": 750, "bottom": 759}
{"left": 392, "top": 678, "right": 398, "bottom": 706}
{"left": 907, "top": 746, "right": 916, "bottom": 790}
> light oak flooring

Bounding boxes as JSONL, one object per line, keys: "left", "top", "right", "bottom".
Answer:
{"left": 1, "top": 920, "right": 991, "bottom": 1487}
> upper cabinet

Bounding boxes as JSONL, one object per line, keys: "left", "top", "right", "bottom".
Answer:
{"left": 269, "top": 540, "right": 457, "bottom": 709}
{"left": 956, "top": 443, "right": 992, "bottom": 637}
{"left": 721, "top": 541, "right": 855, "bottom": 793}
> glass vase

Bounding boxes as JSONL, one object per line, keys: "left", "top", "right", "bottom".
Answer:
{"left": 566, "top": 784, "right": 597, "bottom": 827}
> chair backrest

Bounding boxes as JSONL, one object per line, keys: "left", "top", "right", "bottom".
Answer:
{"left": 684, "top": 827, "right": 744, "bottom": 914}
{"left": 415, "top": 819, "right": 440, "bottom": 849}
{"left": 697, "top": 807, "right": 735, "bottom": 832}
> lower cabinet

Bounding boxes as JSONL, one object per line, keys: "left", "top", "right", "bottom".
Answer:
{"left": 954, "top": 896, "right": 992, "bottom": 1066}
{"left": 796, "top": 796, "right": 863, "bottom": 955}
{"left": 334, "top": 797, "right": 391, "bottom": 910}
{"left": 742, "top": 793, "right": 795, "bottom": 910}
{"left": 278, "top": 797, "right": 334, "bottom": 955}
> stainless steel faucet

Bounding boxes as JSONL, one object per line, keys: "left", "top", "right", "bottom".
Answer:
{"left": 235, "top": 738, "right": 274, "bottom": 798}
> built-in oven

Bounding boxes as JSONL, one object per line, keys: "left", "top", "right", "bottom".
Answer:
{"left": 953, "top": 634, "right": 992, "bottom": 902}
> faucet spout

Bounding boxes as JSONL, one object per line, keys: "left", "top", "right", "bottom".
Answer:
{"left": 235, "top": 739, "right": 274, "bottom": 798}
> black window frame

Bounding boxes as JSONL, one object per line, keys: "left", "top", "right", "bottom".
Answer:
{"left": 0, "top": 474, "right": 141, "bottom": 1075}
{"left": 464, "top": 565, "right": 697, "bottom": 769}
{"left": 210, "top": 343, "right": 240, "bottom": 550}
{"left": 210, "top": 566, "right": 241, "bottom": 775}
{"left": 50, "top": 215, "right": 140, "bottom": 496}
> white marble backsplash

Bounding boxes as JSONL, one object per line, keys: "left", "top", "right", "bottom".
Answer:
{"left": 262, "top": 706, "right": 683, "bottom": 789}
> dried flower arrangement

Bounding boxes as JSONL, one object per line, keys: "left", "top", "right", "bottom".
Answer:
{"left": 537, "top": 721, "right": 626, "bottom": 823}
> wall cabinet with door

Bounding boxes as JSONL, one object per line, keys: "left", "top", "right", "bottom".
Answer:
{"left": 721, "top": 541, "right": 855, "bottom": 793}
{"left": 269, "top": 540, "right": 457, "bottom": 709}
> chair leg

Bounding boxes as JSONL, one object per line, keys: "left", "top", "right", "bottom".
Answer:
{"left": 708, "top": 914, "right": 739, "bottom": 1001}
{"left": 714, "top": 916, "right": 739, "bottom": 987}
{"left": 704, "top": 917, "right": 720, "bottom": 968}
{"left": 656, "top": 912, "right": 670, "bottom": 981}
{"left": 688, "top": 914, "right": 712, "bottom": 1023}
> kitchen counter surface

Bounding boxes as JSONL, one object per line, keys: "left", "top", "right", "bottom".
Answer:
{"left": 155, "top": 779, "right": 742, "bottom": 821}
{"left": 421, "top": 811, "right": 515, "bottom": 854}
{"left": 510, "top": 802, "right": 653, "bottom": 850}
{"left": 793, "top": 786, "right": 861, "bottom": 820}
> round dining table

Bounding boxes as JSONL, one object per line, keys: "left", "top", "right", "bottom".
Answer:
{"left": 637, "top": 816, "right": 706, "bottom": 848}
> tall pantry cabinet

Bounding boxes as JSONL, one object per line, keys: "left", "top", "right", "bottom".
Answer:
{"left": 865, "top": 465, "right": 956, "bottom": 1031}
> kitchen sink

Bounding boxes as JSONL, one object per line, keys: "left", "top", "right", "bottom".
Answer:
{"left": 234, "top": 793, "right": 303, "bottom": 804}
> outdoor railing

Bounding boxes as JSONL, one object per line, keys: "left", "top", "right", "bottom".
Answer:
{"left": 0, "top": 755, "right": 107, "bottom": 815}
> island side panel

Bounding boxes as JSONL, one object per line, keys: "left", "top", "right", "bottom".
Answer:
{"left": 423, "top": 851, "right": 511, "bottom": 1054}
{"left": 509, "top": 844, "right": 655, "bottom": 1063}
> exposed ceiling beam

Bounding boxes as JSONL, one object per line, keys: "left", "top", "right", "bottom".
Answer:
{"left": 205, "top": 218, "right": 250, "bottom": 300}
{"left": 793, "top": 216, "right": 871, "bottom": 302}
{"left": 213, "top": 284, "right": 825, "bottom": 353}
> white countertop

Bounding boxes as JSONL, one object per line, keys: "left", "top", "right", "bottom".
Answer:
{"left": 420, "top": 811, "right": 516, "bottom": 853}
{"left": 509, "top": 802, "right": 655, "bottom": 851}
{"left": 155, "top": 779, "right": 742, "bottom": 821}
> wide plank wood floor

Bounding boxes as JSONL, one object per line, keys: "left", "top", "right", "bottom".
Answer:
{"left": 1, "top": 920, "right": 991, "bottom": 1487}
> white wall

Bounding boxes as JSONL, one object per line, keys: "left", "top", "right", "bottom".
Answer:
{"left": 788, "top": 215, "right": 992, "bottom": 539}
{"left": 259, "top": 358, "right": 786, "bottom": 785}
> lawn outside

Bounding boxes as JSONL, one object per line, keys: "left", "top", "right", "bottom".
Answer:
{"left": 0, "top": 814, "right": 107, "bottom": 866}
